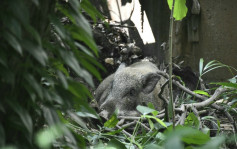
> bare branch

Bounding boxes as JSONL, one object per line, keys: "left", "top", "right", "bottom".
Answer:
{"left": 184, "top": 87, "right": 228, "bottom": 109}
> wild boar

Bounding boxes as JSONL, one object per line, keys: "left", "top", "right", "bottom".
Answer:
{"left": 95, "top": 61, "right": 168, "bottom": 119}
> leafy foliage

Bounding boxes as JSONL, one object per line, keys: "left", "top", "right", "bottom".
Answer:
{"left": 167, "top": 0, "right": 188, "bottom": 20}
{"left": 0, "top": 0, "right": 102, "bottom": 148}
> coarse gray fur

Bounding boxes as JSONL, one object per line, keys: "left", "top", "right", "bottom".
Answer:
{"left": 95, "top": 61, "right": 168, "bottom": 119}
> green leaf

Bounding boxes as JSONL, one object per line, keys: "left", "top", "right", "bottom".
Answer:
{"left": 24, "top": 74, "right": 43, "bottom": 99}
{"left": 199, "top": 58, "right": 204, "bottom": 76}
{"left": 23, "top": 40, "right": 48, "bottom": 66}
{"left": 155, "top": 132, "right": 166, "bottom": 141}
{"left": 68, "top": 111, "right": 88, "bottom": 130}
{"left": 144, "top": 143, "right": 163, "bottom": 149}
{"left": 106, "top": 139, "right": 126, "bottom": 149}
{"left": 136, "top": 105, "right": 157, "bottom": 115}
{"left": 81, "top": 0, "right": 104, "bottom": 23}
{"left": 36, "top": 124, "right": 64, "bottom": 149}
{"left": 193, "top": 90, "right": 210, "bottom": 97}
{"left": 68, "top": 80, "right": 92, "bottom": 100}
{"left": 60, "top": 50, "right": 94, "bottom": 87}
{"left": 104, "top": 113, "right": 119, "bottom": 128}
{"left": 165, "top": 126, "right": 210, "bottom": 146}
{"left": 167, "top": 0, "right": 188, "bottom": 20}
{"left": 57, "top": 71, "right": 68, "bottom": 89}
{"left": 184, "top": 113, "right": 200, "bottom": 129}
{"left": 228, "top": 76, "right": 237, "bottom": 83}
{"left": 77, "top": 105, "right": 99, "bottom": 119}
{"left": 148, "top": 102, "right": 159, "bottom": 116}
{"left": 105, "top": 127, "right": 124, "bottom": 135}
{"left": 181, "top": 130, "right": 210, "bottom": 145}
{"left": 142, "top": 115, "right": 167, "bottom": 128}
{"left": 211, "top": 82, "right": 237, "bottom": 89}
{"left": 193, "top": 136, "right": 225, "bottom": 149}
{"left": 4, "top": 32, "right": 22, "bottom": 55}
{"left": 8, "top": 101, "right": 33, "bottom": 139}
{"left": 148, "top": 118, "right": 154, "bottom": 130}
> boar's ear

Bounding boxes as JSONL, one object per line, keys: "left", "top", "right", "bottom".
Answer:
{"left": 142, "top": 73, "right": 160, "bottom": 94}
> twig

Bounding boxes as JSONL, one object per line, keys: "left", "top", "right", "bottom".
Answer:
{"left": 117, "top": 113, "right": 165, "bottom": 120}
{"left": 121, "top": 120, "right": 137, "bottom": 128}
{"left": 156, "top": 70, "right": 231, "bottom": 111}
{"left": 158, "top": 80, "right": 169, "bottom": 104}
{"left": 90, "top": 21, "right": 136, "bottom": 28}
{"left": 138, "top": 121, "right": 151, "bottom": 131}
{"left": 184, "top": 87, "right": 228, "bottom": 109}
{"left": 116, "top": 125, "right": 132, "bottom": 138}
{"left": 224, "top": 111, "right": 237, "bottom": 132}
{"left": 179, "top": 105, "right": 187, "bottom": 125}
{"left": 117, "top": 118, "right": 125, "bottom": 125}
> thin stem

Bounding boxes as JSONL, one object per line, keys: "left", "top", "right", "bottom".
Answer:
{"left": 168, "top": 0, "right": 175, "bottom": 130}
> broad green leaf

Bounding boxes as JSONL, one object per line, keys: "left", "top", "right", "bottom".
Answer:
{"left": 137, "top": 105, "right": 156, "bottom": 115}
{"left": 165, "top": 136, "right": 183, "bottom": 149}
{"left": 167, "top": 0, "right": 188, "bottom": 20}
{"left": 77, "top": 105, "right": 99, "bottom": 119}
{"left": 104, "top": 113, "right": 119, "bottom": 128}
{"left": 181, "top": 130, "right": 210, "bottom": 145}
{"left": 165, "top": 126, "right": 210, "bottom": 145}
{"left": 193, "top": 90, "right": 210, "bottom": 97}
{"left": 193, "top": 136, "right": 225, "bottom": 149}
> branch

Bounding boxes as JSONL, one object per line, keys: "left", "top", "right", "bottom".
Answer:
{"left": 184, "top": 87, "right": 228, "bottom": 109}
